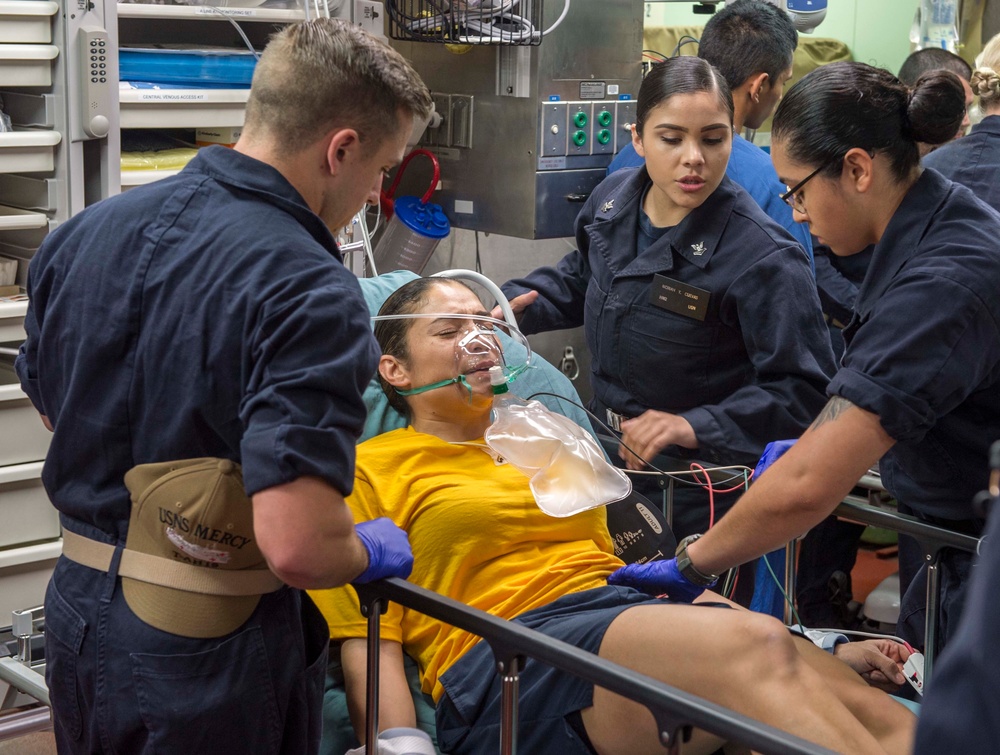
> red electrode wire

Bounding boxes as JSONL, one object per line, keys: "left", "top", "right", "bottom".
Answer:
{"left": 688, "top": 463, "right": 755, "bottom": 530}
{"left": 687, "top": 463, "right": 754, "bottom": 601}
{"left": 380, "top": 148, "right": 441, "bottom": 218}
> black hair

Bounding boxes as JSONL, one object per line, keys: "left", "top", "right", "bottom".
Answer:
{"left": 697, "top": 0, "right": 798, "bottom": 90}
{"left": 898, "top": 47, "right": 972, "bottom": 87}
{"left": 772, "top": 61, "right": 967, "bottom": 182}
{"left": 636, "top": 56, "right": 734, "bottom": 136}
{"left": 373, "top": 277, "right": 476, "bottom": 418}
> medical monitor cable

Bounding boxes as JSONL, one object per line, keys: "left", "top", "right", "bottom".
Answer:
{"left": 530, "top": 390, "right": 758, "bottom": 602}
{"left": 670, "top": 35, "right": 700, "bottom": 58}
{"left": 524, "top": 399, "right": 915, "bottom": 644}
{"left": 393, "top": 0, "right": 569, "bottom": 45}
{"left": 203, "top": 6, "right": 262, "bottom": 60}
{"left": 526, "top": 391, "right": 755, "bottom": 490}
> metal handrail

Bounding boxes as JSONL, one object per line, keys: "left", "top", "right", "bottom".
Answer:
{"left": 832, "top": 494, "right": 981, "bottom": 683}
{"left": 0, "top": 706, "right": 51, "bottom": 742}
{"left": 779, "top": 476, "right": 982, "bottom": 687}
{"left": 355, "top": 578, "right": 837, "bottom": 755}
{"left": 833, "top": 498, "right": 980, "bottom": 556}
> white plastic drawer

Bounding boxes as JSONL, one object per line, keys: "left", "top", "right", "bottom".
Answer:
{"left": 0, "top": 205, "right": 47, "bottom": 232}
{"left": 121, "top": 168, "right": 181, "bottom": 190}
{"left": 0, "top": 299, "right": 27, "bottom": 341}
{"left": 0, "top": 1, "right": 58, "bottom": 44}
{"left": 119, "top": 87, "right": 248, "bottom": 129}
{"left": 0, "top": 540, "right": 60, "bottom": 622}
{"left": 0, "top": 130, "right": 62, "bottom": 174}
{"left": 0, "top": 372, "right": 50, "bottom": 467}
{"left": 0, "top": 45, "right": 59, "bottom": 87}
{"left": 0, "top": 461, "right": 58, "bottom": 549}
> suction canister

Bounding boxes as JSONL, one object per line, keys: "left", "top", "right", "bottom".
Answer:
{"left": 373, "top": 195, "right": 450, "bottom": 274}
{"left": 375, "top": 148, "right": 448, "bottom": 274}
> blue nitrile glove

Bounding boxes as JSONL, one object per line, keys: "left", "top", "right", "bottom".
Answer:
{"left": 754, "top": 439, "right": 797, "bottom": 480}
{"left": 607, "top": 559, "right": 711, "bottom": 603}
{"left": 354, "top": 517, "right": 414, "bottom": 583}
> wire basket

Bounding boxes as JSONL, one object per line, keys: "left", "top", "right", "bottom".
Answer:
{"left": 387, "top": 0, "right": 543, "bottom": 45}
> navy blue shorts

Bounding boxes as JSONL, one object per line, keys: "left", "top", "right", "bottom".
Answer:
{"left": 435, "top": 585, "right": 678, "bottom": 755}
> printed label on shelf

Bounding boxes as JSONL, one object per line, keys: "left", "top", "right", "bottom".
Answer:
{"left": 137, "top": 91, "right": 210, "bottom": 101}
{"left": 194, "top": 6, "right": 257, "bottom": 16}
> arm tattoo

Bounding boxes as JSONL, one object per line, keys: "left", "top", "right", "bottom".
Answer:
{"left": 810, "top": 396, "right": 853, "bottom": 431}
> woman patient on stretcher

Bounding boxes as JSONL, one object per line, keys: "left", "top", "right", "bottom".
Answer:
{"left": 310, "top": 277, "right": 916, "bottom": 755}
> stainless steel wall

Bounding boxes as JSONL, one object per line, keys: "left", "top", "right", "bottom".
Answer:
{"left": 390, "top": 0, "right": 643, "bottom": 240}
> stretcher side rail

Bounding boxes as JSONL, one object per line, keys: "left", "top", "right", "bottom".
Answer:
{"left": 783, "top": 478, "right": 982, "bottom": 688}
{"left": 355, "top": 578, "right": 838, "bottom": 755}
{"left": 833, "top": 498, "right": 980, "bottom": 556}
{"left": 0, "top": 606, "right": 51, "bottom": 742}
{"left": 0, "top": 706, "right": 51, "bottom": 742}
{"left": 832, "top": 495, "right": 981, "bottom": 685}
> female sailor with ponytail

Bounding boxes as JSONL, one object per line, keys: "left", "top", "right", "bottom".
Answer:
{"left": 621, "top": 61, "right": 1000, "bottom": 657}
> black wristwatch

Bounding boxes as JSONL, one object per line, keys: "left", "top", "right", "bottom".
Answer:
{"left": 674, "top": 534, "right": 719, "bottom": 586}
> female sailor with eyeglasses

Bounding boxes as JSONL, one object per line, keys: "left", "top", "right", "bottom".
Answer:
{"left": 644, "top": 62, "right": 998, "bottom": 656}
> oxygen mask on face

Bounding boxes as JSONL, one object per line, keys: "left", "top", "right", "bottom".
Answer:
{"left": 370, "top": 313, "right": 533, "bottom": 402}
{"left": 484, "top": 367, "right": 632, "bottom": 517}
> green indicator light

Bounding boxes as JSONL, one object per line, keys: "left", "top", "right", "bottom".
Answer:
{"left": 573, "top": 130, "right": 587, "bottom": 146}
{"left": 598, "top": 110, "right": 612, "bottom": 127}
{"left": 597, "top": 129, "right": 611, "bottom": 145}
{"left": 573, "top": 111, "right": 588, "bottom": 128}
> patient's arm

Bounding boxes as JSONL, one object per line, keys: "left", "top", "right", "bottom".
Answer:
{"left": 341, "top": 638, "right": 417, "bottom": 744}
{"left": 834, "top": 639, "right": 909, "bottom": 692}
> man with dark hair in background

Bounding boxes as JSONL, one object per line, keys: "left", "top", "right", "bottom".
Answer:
{"left": 899, "top": 47, "right": 974, "bottom": 141}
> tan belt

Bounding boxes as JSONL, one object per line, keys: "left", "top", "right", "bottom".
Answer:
{"left": 61, "top": 528, "right": 284, "bottom": 597}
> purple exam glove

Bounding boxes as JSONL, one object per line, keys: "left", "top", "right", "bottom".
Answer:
{"left": 354, "top": 517, "right": 414, "bottom": 583}
{"left": 754, "top": 439, "right": 797, "bottom": 480}
{"left": 607, "top": 558, "right": 711, "bottom": 603}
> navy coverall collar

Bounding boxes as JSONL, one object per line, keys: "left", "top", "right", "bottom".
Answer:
{"left": 969, "top": 113, "right": 1000, "bottom": 137}
{"left": 857, "top": 169, "right": 950, "bottom": 316}
{"left": 588, "top": 167, "right": 738, "bottom": 275}
{"left": 189, "top": 146, "right": 344, "bottom": 262}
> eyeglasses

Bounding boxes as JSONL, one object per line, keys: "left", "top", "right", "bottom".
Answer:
{"left": 779, "top": 157, "right": 839, "bottom": 214}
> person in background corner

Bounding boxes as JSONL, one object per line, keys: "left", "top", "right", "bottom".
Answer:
{"left": 608, "top": 0, "right": 814, "bottom": 272}
{"left": 636, "top": 62, "right": 996, "bottom": 658}
{"left": 15, "top": 19, "right": 430, "bottom": 754}
{"left": 923, "top": 31, "right": 1000, "bottom": 212}
{"left": 898, "top": 46, "right": 974, "bottom": 145}
{"left": 500, "top": 55, "right": 835, "bottom": 607}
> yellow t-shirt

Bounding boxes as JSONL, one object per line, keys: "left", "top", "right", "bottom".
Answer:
{"left": 309, "top": 426, "right": 624, "bottom": 702}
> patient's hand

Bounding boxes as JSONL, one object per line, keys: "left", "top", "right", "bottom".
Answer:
{"left": 833, "top": 639, "right": 909, "bottom": 691}
{"left": 618, "top": 410, "right": 697, "bottom": 470}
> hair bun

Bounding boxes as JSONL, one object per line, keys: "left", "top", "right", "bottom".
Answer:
{"left": 906, "top": 69, "right": 968, "bottom": 145}
{"left": 971, "top": 67, "right": 1000, "bottom": 98}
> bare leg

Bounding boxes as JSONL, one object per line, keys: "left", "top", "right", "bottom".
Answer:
{"left": 697, "top": 593, "right": 916, "bottom": 753}
{"left": 791, "top": 636, "right": 915, "bottom": 755}
{"left": 580, "top": 604, "right": 891, "bottom": 755}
